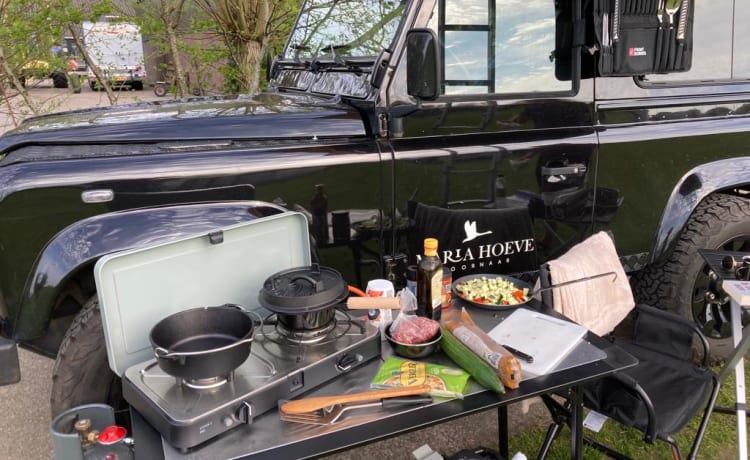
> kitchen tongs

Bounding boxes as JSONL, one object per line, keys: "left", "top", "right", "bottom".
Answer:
{"left": 279, "top": 395, "right": 434, "bottom": 425}
{"left": 280, "top": 384, "right": 431, "bottom": 414}
{"left": 279, "top": 384, "right": 433, "bottom": 425}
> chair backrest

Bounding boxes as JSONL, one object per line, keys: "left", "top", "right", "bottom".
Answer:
{"left": 409, "top": 203, "right": 537, "bottom": 279}
{"left": 538, "top": 231, "right": 634, "bottom": 336}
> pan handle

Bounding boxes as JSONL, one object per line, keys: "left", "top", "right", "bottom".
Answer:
{"left": 528, "top": 271, "right": 618, "bottom": 299}
{"left": 153, "top": 335, "right": 256, "bottom": 360}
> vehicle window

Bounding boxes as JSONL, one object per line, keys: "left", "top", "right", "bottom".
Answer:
{"left": 643, "top": 0, "right": 737, "bottom": 84}
{"left": 284, "top": 0, "right": 406, "bottom": 60}
{"left": 427, "top": 0, "right": 572, "bottom": 96}
{"left": 733, "top": 2, "right": 750, "bottom": 79}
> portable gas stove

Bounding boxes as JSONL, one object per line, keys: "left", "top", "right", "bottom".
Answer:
{"left": 92, "top": 213, "right": 380, "bottom": 451}
{"left": 122, "top": 310, "right": 379, "bottom": 451}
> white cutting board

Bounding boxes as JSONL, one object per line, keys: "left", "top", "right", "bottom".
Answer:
{"left": 488, "top": 308, "right": 587, "bottom": 377}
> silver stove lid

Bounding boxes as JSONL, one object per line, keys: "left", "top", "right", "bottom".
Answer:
{"left": 94, "top": 212, "right": 311, "bottom": 376}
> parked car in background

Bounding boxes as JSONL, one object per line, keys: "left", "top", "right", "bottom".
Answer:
{"left": 19, "top": 59, "right": 68, "bottom": 89}
{"left": 83, "top": 18, "right": 146, "bottom": 90}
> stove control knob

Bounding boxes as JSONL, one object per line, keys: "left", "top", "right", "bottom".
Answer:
{"left": 234, "top": 401, "right": 253, "bottom": 424}
{"left": 336, "top": 353, "right": 363, "bottom": 372}
{"left": 222, "top": 415, "right": 234, "bottom": 428}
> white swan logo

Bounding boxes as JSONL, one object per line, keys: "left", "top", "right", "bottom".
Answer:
{"left": 462, "top": 220, "right": 493, "bottom": 243}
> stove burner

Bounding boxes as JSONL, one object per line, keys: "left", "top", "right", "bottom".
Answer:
{"left": 275, "top": 317, "right": 337, "bottom": 343}
{"left": 263, "top": 310, "right": 359, "bottom": 346}
{"left": 181, "top": 375, "right": 229, "bottom": 390}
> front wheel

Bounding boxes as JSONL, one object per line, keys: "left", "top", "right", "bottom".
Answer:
{"left": 632, "top": 193, "right": 750, "bottom": 359}
{"left": 50, "top": 296, "right": 125, "bottom": 419}
{"left": 153, "top": 84, "right": 168, "bottom": 97}
{"left": 51, "top": 71, "right": 68, "bottom": 89}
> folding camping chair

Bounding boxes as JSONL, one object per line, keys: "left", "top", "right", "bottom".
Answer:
{"left": 536, "top": 232, "right": 721, "bottom": 460}
{"left": 408, "top": 203, "right": 538, "bottom": 281}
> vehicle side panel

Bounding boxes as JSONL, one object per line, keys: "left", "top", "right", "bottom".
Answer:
{"left": 0, "top": 140, "right": 385, "bottom": 340}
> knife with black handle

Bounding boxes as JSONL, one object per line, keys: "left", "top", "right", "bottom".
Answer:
{"left": 675, "top": 0, "right": 689, "bottom": 68}
{"left": 613, "top": 0, "right": 620, "bottom": 42}
{"left": 654, "top": 0, "right": 664, "bottom": 71}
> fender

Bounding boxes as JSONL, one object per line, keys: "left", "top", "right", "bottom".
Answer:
{"left": 652, "top": 157, "right": 750, "bottom": 263}
{"left": 11, "top": 201, "right": 284, "bottom": 340}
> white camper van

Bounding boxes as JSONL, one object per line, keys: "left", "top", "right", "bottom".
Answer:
{"left": 83, "top": 19, "right": 146, "bottom": 90}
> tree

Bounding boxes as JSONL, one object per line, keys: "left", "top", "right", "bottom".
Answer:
{"left": 0, "top": 0, "right": 65, "bottom": 116}
{"left": 54, "top": 0, "right": 121, "bottom": 104}
{"left": 193, "top": 0, "right": 300, "bottom": 94}
{"left": 133, "top": 0, "right": 191, "bottom": 97}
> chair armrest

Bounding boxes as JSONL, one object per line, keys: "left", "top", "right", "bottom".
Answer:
{"left": 634, "top": 304, "right": 711, "bottom": 367}
{"left": 610, "top": 372, "right": 658, "bottom": 444}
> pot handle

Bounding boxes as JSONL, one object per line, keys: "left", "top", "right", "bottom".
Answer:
{"left": 154, "top": 346, "right": 172, "bottom": 359}
{"left": 220, "top": 303, "right": 264, "bottom": 331}
{"left": 154, "top": 334, "right": 256, "bottom": 360}
{"left": 290, "top": 275, "right": 324, "bottom": 292}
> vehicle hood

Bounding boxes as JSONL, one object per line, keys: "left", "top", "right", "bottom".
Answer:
{"left": 0, "top": 92, "right": 369, "bottom": 152}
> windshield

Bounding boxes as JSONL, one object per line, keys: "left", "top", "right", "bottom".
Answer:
{"left": 284, "top": 0, "right": 407, "bottom": 61}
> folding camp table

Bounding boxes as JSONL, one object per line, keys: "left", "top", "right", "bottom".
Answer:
{"left": 699, "top": 249, "right": 750, "bottom": 460}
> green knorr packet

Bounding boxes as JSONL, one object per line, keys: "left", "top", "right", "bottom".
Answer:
{"left": 371, "top": 356, "right": 470, "bottom": 399}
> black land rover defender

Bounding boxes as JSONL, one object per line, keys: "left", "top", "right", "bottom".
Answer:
{"left": 0, "top": 0, "right": 749, "bottom": 419}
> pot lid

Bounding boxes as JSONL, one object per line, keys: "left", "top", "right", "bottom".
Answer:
{"left": 94, "top": 211, "right": 310, "bottom": 376}
{"left": 259, "top": 263, "right": 348, "bottom": 314}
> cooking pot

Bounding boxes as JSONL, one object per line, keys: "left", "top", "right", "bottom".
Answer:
{"left": 149, "top": 304, "right": 256, "bottom": 380}
{"left": 258, "top": 264, "right": 349, "bottom": 331}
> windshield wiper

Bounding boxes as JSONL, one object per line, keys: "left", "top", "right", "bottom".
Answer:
{"left": 325, "top": 44, "right": 351, "bottom": 66}
{"left": 289, "top": 43, "right": 311, "bottom": 62}
{"left": 303, "top": 44, "right": 377, "bottom": 73}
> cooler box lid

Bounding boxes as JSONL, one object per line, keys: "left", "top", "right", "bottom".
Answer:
{"left": 94, "top": 211, "right": 311, "bottom": 376}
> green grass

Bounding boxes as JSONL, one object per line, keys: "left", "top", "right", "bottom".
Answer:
{"left": 509, "top": 359, "right": 749, "bottom": 459}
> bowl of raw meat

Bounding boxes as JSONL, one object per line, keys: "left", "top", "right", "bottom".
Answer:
{"left": 385, "top": 317, "right": 442, "bottom": 359}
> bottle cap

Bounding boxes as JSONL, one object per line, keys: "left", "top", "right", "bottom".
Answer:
{"left": 98, "top": 425, "right": 127, "bottom": 445}
{"left": 423, "top": 238, "right": 438, "bottom": 251}
{"left": 407, "top": 265, "right": 417, "bottom": 281}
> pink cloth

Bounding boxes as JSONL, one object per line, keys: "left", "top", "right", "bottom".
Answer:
{"left": 544, "top": 232, "right": 635, "bottom": 336}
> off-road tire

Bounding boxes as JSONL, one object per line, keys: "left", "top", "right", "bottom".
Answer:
{"left": 631, "top": 193, "right": 750, "bottom": 358}
{"left": 50, "top": 296, "right": 122, "bottom": 418}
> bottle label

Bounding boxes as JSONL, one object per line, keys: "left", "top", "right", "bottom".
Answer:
{"left": 430, "top": 271, "right": 442, "bottom": 310}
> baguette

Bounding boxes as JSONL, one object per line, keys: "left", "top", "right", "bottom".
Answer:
{"left": 443, "top": 308, "right": 522, "bottom": 389}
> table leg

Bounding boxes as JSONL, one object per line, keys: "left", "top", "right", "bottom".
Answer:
{"left": 569, "top": 386, "right": 583, "bottom": 460}
{"left": 498, "top": 405, "right": 509, "bottom": 460}
{"left": 731, "top": 299, "right": 748, "bottom": 460}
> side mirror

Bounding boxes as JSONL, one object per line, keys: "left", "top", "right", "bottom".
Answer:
{"left": 406, "top": 29, "right": 440, "bottom": 100}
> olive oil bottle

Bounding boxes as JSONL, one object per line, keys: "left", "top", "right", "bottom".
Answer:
{"left": 417, "top": 238, "right": 443, "bottom": 321}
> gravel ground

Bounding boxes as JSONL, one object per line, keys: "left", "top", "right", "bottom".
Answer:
{"left": 0, "top": 83, "right": 552, "bottom": 460}
{"left": 0, "top": 348, "right": 549, "bottom": 460}
{"left": 0, "top": 80, "right": 165, "bottom": 135}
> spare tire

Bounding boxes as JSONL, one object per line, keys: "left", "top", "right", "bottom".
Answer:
{"left": 632, "top": 193, "right": 750, "bottom": 359}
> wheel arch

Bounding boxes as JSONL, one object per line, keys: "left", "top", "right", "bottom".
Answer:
{"left": 11, "top": 200, "right": 284, "bottom": 342}
{"left": 651, "top": 157, "right": 750, "bottom": 264}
